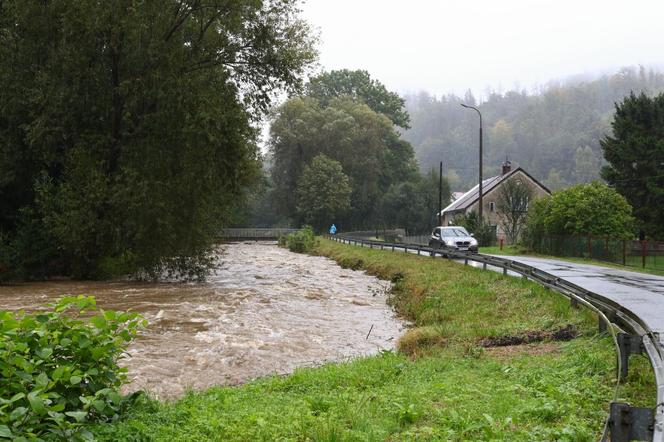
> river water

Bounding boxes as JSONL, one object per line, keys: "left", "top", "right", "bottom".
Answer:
{"left": 0, "top": 242, "right": 404, "bottom": 399}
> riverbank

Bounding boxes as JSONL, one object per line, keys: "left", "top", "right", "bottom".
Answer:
{"left": 93, "top": 238, "right": 654, "bottom": 440}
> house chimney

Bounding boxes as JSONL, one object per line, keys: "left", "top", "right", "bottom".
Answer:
{"left": 502, "top": 158, "right": 512, "bottom": 175}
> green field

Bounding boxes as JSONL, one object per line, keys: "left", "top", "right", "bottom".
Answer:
{"left": 93, "top": 239, "right": 654, "bottom": 441}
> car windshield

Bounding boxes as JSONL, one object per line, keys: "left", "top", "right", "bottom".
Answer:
{"left": 441, "top": 228, "right": 467, "bottom": 237}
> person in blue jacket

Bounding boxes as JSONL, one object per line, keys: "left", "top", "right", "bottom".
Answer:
{"left": 329, "top": 224, "right": 337, "bottom": 235}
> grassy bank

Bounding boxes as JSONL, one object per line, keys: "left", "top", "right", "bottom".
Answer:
{"left": 93, "top": 239, "right": 654, "bottom": 441}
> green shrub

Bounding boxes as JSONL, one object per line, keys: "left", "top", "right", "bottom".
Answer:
{"left": 0, "top": 295, "right": 145, "bottom": 440}
{"left": 281, "top": 226, "right": 318, "bottom": 253}
{"left": 524, "top": 182, "right": 635, "bottom": 240}
{"left": 454, "top": 212, "right": 496, "bottom": 246}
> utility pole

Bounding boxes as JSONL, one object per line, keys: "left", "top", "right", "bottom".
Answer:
{"left": 438, "top": 161, "right": 443, "bottom": 226}
{"left": 460, "top": 103, "right": 483, "bottom": 220}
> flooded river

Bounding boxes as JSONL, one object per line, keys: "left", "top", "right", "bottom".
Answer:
{"left": 0, "top": 243, "right": 404, "bottom": 399}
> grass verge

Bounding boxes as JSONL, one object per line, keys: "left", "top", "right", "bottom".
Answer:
{"left": 92, "top": 238, "right": 655, "bottom": 441}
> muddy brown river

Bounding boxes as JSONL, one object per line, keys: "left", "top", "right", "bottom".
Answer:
{"left": 0, "top": 242, "right": 404, "bottom": 399}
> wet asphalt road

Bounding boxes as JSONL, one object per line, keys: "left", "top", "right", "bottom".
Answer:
{"left": 487, "top": 255, "right": 664, "bottom": 348}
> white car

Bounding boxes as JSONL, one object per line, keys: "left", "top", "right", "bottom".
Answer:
{"left": 428, "top": 226, "right": 478, "bottom": 253}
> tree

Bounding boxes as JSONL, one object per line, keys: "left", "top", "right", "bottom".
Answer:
{"left": 306, "top": 70, "right": 411, "bottom": 128}
{"left": 269, "top": 96, "right": 417, "bottom": 228}
{"left": 601, "top": 92, "right": 664, "bottom": 239}
{"left": 377, "top": 169, "right": 450, "bottom": 234}
{"left": 544, "top": 169, "right": 567, "bottom": 191}
{"left": 524, "top": 182, "right": 635, "bottom": 239}
{"left": 295, "top": 155, "right": 351, "bottom": 231}
{"left": 573, "top": 145, "right": 600, "bottom": 183}
{"left": 496, "top": 177, "right": 534, "bottom": 244}
{"left": 0, "top": 0, "right": 317, "bottom": 279}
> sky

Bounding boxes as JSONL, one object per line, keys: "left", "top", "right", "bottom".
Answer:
{"left": 300, "top": 0, "right": 664, "bottom": 98}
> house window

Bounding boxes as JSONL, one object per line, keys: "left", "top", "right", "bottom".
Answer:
{"left": 489, "top": 202, "right": 495, "bottom": 212}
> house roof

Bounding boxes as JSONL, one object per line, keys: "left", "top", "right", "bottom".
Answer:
{"left": 440, "top": 167, "right": 550, "bottom": 215}
{"left": 451, "top": 192, "right": 465, "bottom": 201}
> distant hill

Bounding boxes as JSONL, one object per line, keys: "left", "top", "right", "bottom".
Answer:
{"left": 402, "top": 66, "right": 664, "bottom": 191}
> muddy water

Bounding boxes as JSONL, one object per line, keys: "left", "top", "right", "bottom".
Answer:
{"left": 0, "top": 243, "right": 404, "bottom": 399}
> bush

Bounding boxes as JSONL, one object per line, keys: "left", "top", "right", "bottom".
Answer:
{"left": 0, "top": 296, "right": 145, "bottom": 440}
{"left": 281, "top": 226, "right": 318, "bottom": 253}
{"left": 454, "top": 212, "right": 496, "bottom": 247}
{"left": 523, "top": 182, "right": 635, "bottom": 243}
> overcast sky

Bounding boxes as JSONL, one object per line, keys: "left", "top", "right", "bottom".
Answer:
{"left": 300, "top": 0, "right": 664, "bottom": 98}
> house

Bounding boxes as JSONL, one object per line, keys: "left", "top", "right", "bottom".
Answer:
{"left": 439, "top": 160, "right": 551, "bottom": 242}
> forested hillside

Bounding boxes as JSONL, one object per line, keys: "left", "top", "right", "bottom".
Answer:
{"left": 403, "top": 66, "right": 664, "bottom": 191}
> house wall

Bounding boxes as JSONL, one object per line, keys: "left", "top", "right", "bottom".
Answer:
{"left": 444, "top": 170, "right": 550, "bottom": 243}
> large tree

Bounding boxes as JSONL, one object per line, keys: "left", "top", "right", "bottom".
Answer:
{"left": 601, "top": 92, "right": 664, "bottom": 239}
{"left": 0, "top": 0, "right": 316, "bottom": 279}
{"left": 269, "top": 96, "right": 418, "bottom": 228}
{"left": 295, "top": 154, "right": 351, "bottom": 231}
{"left": 306, "top": 69, "right": 411, "bottom": 129}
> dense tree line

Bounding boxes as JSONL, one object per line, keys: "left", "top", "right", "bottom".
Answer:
{"left": 0, "top": 0, "right": 316, "bottom": 280}
{"left": 251, "top": 70, "right": 450, "bottom": 232}
{"left": 404, "top": 66, "right": 664, "bottom": 191}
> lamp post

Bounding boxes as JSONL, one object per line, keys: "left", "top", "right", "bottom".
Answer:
{"left": 438, "top": 161, "right": 443, "bottom": 226}
{"left": 460, "top": 103, "right": 483, "bottom": 220}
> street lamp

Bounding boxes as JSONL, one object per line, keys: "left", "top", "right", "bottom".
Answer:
{"left": 460, "top": 103, "right": 483, "bottom": 220}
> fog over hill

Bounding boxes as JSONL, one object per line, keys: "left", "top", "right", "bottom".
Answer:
{"left": 402, "top": 66, "right": 664, "bottom": 192}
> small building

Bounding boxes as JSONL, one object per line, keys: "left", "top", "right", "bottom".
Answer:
{"left": 439, "top": 161, "right": 551, "bottom": 242}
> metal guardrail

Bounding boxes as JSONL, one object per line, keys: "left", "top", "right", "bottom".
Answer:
{"left": 218, "top": 228, "right": 300, "bottom": 241}
{"left": 326, "top": 233, "right": 664, "bottom": 442}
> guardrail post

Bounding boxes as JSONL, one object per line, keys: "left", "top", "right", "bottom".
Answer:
{"left": 599, "top": 310, "right": 616, "bottom": 335}
{"left": 608, "top": 402, "right": 654, "bottom": 442}
{"left": 617, "top": 333, "right": 644, "bottom": 380}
